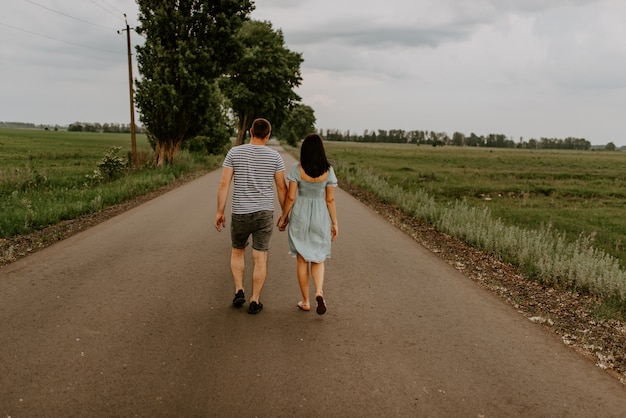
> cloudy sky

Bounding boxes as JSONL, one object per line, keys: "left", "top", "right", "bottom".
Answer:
{"left": 1, "top": 0, "right": 625, "bottom": 145}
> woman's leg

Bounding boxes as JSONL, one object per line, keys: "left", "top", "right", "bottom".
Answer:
{"left": 311, "top": 261, "right": 325, "bottom": 297}
{"left": 296, "top": 254, "right": 310, "bottom": 307}
{"left": 311, "top": 261, "right": 327, "bottom": 314}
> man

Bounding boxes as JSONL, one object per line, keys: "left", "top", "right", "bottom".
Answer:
{"left": 215, "top": 118, "right": 287, "bottom": 314}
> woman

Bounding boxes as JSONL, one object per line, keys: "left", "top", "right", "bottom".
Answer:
{"left": 278, "top": 133, "right": 338, "bottom": 315}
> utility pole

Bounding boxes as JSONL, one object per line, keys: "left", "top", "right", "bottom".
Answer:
{"left": 119, "top": 14, "right": 137, "bottom": 166}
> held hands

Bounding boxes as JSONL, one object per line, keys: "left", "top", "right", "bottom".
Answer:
{"left": 277, "top": 215, "right": 289, "bottom": 232}
{"left": 277, "top": 215, "right": 337, "bottom": 240}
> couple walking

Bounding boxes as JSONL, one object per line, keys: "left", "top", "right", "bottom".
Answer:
{"left": 214, "top": 118, "right": 338, "bottom": 315}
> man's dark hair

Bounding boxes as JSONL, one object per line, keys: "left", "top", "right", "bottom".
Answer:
{"left": 250, "top": 118, "right": 272, "bottom": 139}
{"left": 300, "top": 133, "right": 330, "bottom": 178}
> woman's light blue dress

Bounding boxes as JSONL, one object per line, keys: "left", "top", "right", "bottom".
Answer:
{"left": 286, "top": 162, "right": 338, "bottom": 263}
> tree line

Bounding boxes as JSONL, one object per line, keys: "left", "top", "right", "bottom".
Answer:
{"left": 0, "top": 121, "right": 144, "bottom": 134}
{"left": 67, "top": 122, "right": 145, "bottom": 134}
{"left": 321, "top": 129, "right": 609, "bottom": 150}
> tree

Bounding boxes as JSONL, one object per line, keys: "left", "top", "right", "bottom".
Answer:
{"left": 276, "top": 104, "right": 316, "bottom": 146}
{"left": 183, "top": 83, "right": 233, "bottom": 155}
{"left": 220, "top": 20, "right": 303, "bottom": 145}
{"left": 68, "top": 122, "right": 83, "bottom": 132}
{"left": 452, "top": 132, "right": 465, "bottom": 146}
{"left": 605, "top": 142, "right": 616, "bottom": 151}
{"left": 134, "top": 0, "right": 253, "bottom": 166}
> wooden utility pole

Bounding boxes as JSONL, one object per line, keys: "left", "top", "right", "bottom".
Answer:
{"left": 120, "top": 14, "right": 137, "bottom": 166}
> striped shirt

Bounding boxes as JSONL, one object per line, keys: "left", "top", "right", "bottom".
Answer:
{"left": 223, "top": 144, "right": 285, "bottom": 215}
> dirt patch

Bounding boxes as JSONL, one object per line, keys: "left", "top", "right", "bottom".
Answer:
{"left": 1, "top": 174, "right": 624, "bottom": 384}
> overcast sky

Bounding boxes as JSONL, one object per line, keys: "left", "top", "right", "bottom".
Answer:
{"left": 1, "top": 0, "right": 625, "bottom": 145}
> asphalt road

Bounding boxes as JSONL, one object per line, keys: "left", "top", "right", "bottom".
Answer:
{"left": 1, "top": 143, "right": 626, "bottom": 417}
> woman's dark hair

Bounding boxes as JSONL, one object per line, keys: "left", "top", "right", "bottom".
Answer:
{"left": 300, "top": 133, "right": 330, "bottom": 178}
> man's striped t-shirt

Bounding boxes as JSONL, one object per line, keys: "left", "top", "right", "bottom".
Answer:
{"left": 223, "top": 144, "right": 285, "bottom": 215}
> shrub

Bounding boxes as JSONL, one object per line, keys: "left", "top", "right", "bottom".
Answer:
{"left": 86, "top": 146, "right": 127, "bottom": 183}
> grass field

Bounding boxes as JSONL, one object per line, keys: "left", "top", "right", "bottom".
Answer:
{"left": 323, "top": 142, "right": 626, "bottom": 268}
{"left": 0, "top": 128, "right": 220, "bottom": 238}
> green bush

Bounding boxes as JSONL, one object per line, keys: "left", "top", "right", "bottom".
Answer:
{"left": 86, "top": 146, "right": 127, "bottom": 183}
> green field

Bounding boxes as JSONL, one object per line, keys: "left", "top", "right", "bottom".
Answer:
{"left": 324, "top": 142, "right": 626, "bottom": 268}
{"left": 0, "top": 128, "right": 220, "bottom": 238}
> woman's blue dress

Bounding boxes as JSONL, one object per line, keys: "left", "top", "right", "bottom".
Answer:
{"left": 286, "top": 162, "right": 338, "bottom": 263}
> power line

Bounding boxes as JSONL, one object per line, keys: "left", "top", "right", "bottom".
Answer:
{"left": 0, "top": 20, "right": 122, "bottom": 54}
{"left": 93, "top": 0, "right": 126, "bottom": 16}
{"left": 89, "top": 0, "right": 125, "bottom": 22}
{"left": 24, "top": 0, "right": 118, "bottom": 31}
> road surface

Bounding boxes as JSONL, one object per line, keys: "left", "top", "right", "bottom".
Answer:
{"left": 1, "top": 142, "right": 625, "bottom": 417}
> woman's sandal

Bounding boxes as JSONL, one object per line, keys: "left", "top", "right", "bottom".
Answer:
{"left": 316, "top": 295, "right": 327, "bottom": 315}
{"left": 297, "top": 301, "right": 310, "bottom": 311}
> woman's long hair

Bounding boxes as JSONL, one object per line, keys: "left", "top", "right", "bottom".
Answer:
{"left": 300, "top": 133, "right": 330, "bottom": 178}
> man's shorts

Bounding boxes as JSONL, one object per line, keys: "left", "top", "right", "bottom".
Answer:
{"left": 231, "top": 210, "right": 274, "bottom": 251}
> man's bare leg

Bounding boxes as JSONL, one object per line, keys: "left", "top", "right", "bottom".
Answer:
{"left": 230, "top": 247, "right": 245, "bottom": 292}
{"left": 250, "top": 249, "right": 268, "bottom": 303}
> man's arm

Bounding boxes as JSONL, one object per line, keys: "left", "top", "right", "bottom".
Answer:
{"left": 215, "top": 167, "right": 233, "bottom": 232}
{"left": 274, "top": 170, "right": 287, "bottom": 210}
{"left": 277, "top": 179, "right": 297, "bottom": 231}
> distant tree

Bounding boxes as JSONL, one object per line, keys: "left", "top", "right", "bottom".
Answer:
{"left": 388, "top": 129, "right": 407, "bottom": 143}
{"left": 484, "top": 133, "right": 513, "bottom": 148}
{"left": 452, "top": 132, "right": 465, "bottom": 146}
{"left": 68, "top": 122, "right": 83, "bottom": 132}
{"left": 466, "top": 133, "right": 485, "bottom": 147}
{"left": 134, "top": 0, "right": 253, "bottom": 166}
{"left": 325, "top": 129, "right": 344, "bottom": 142}
{"left": 427, "top": 131, "right": 448, "bottom": 146}
{"left": 605, "top": 142, "right": 616, "bottom": 151}
{"left": 409, "top": 130, "right": 426, "bottom": 145}
{"left": 220, "top": 20, "right": 303, "bottom": 145}
{"left": 276, "top": 104, "right": 316, "bottom": 146}
{"left": 84, "top": 123, "right": 98, "bottom": 133}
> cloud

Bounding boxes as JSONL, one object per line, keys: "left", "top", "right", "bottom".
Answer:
{"left": 1, "top": 0, "right": 624, "bottom": 145}
{"left": 253, "top": 0, "right": 626, "bottom": 144}
{"left": 1, "top": 0, "right": 139, "bottom": 124}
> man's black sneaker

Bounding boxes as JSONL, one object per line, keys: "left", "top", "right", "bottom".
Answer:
{"left": 248, "top": 301, "right": 263, "bottom": 314}
{"left": 232, "top": 290, "right": 245, "bottom": 307}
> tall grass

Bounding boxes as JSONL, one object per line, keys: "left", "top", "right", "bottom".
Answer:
{"left": 325, "top": 143, "right": 626, "bottom": 267}
{"left": 336, "top": 162, "right": 626, "bottom": 302}
{"left": 0, "top": 129, "right": 222, "bottom": 238}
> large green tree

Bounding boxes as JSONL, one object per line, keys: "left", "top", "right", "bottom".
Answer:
{"left": 134, "top": 0, "right": 253, "bottom": 166}
{"left": 276, "top": 104, "right": 316, "bottom": 146}
{"left": 220, "top": 20, "right": 303, "bottom": 145}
